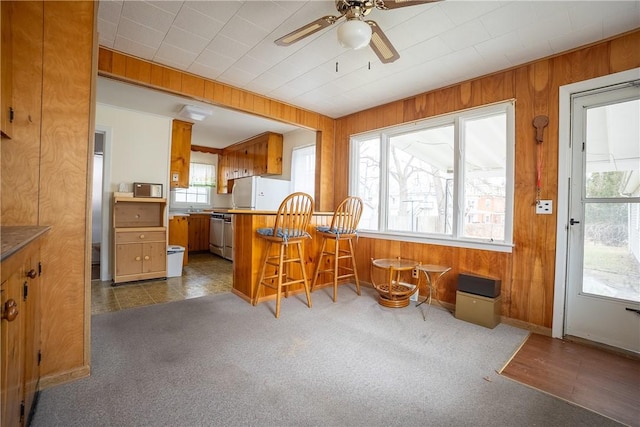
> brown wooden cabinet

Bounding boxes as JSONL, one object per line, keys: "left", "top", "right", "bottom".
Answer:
{"left": 187, "top": 214, "right": 210, "bottom": 252}
{"left": 218, "top": 132, "right": 283, "bottom": 193}
{"left": 1, "top": 1, "right": 14, "bottom": 139}
{"left": 113, "top": 197, "right": 167, "bottom": 284}
{"left": 1, "top": 1, "right": 94, "bottom": 391}
{"left": 170, "top": 119, "right": 192, "bottom": 189}
{"left": 1, "top": 233, "right": 44, "bottom": 427}
{"left": 168, "top": 215, "right": 188, "bottom": 265}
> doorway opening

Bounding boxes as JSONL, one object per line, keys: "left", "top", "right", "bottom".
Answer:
{"left": 92, "top": 131, "right": 105, "bottom": 280}
{"left": 555, "top": 68, "right": 640, "bottom": 354}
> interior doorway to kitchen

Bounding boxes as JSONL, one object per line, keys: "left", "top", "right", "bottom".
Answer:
{"left": 92, "top": 126, "right": 112, "bottom": 281}
{"left": 91, "top": 132, "right": 104, "bottom": 280}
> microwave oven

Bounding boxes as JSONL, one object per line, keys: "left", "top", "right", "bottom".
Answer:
{"left": 133, "top": 182, "right": 163, "bottom": 198}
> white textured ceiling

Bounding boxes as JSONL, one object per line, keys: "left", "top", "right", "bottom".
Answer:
{"left": 96, "top": 0, "right": 640, "bottom": 147}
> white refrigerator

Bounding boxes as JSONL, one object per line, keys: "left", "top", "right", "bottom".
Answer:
{"left": 231, "top": 176, "right": 292, "bottom": 211}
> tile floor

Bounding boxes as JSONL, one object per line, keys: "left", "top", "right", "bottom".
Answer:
{"left": 91, "top": 252, "right": 232, "bottom": 314}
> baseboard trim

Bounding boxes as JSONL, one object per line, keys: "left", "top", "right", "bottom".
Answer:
{"left": 39, "top": 365, "right": 90, "bottom": 390}
{"left": 500, "top": 317, "right": 552, "bottom": 336}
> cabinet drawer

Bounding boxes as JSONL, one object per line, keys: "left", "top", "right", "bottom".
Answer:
{"left": 116, "top": 230, "right": 166, "bottom": 243}
{"left": 114, "top": 202, "right": 164, "bottom": 227}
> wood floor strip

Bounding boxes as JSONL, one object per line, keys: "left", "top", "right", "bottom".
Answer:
{"left": 500, "top": 333, "right": 640, "bottom": 427}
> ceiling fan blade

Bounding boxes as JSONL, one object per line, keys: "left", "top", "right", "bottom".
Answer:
{"left": 275, "top": 15, "right": 341, "bottom": 46}
{"left": 374, "top": 0, "right": 439, "bottom": 10}
{"left": 367, "top": 21, "right": 400, "bottom": 63}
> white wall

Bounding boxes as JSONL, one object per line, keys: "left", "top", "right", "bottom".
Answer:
{"left": 96, "top": 104, "right": 172, "bottom": 195}
{"left": 281, "top": 128, "right": 316, "bottom": 180}
{"left": 95, "top": 105, "right": 172, "bottom": 280}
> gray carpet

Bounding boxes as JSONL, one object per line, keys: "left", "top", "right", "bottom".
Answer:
{"left": 32, "top": 287, "right": 620, "bottom": 427}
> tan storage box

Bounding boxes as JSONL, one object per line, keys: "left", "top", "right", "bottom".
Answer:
{"left": 455, "top": 291, "right": 502, "bottom": 329}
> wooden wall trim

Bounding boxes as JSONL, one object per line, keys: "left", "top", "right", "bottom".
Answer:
{"left": 39, "top": 0, "right": 95, "bottom": 377}
{"left": 191, "top": 145, "right": 222, "bottom": 155}
{"left": 97, "top": 47, "right": 335, "bottom": 211}
{"left": 334, "top": 30, "right": 640, "bottom": 328}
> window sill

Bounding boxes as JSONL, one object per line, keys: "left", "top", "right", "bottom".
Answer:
{"left": 357, "top": 231, "right": 514, "bottom": 253}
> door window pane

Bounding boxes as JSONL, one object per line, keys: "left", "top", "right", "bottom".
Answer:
{"left": 585, "top": 99, "right": 640, "bottom": 198}
{"left": 582, "top": 202, "right": 640, "bottom": 302}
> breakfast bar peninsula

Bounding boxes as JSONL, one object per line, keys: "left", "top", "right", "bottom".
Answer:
{"left": 216, "top": 209, "right": 333, "bottom": 303}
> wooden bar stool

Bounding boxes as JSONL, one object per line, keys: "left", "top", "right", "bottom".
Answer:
{"left": 311, "top": 196, "right": 363, "bottom": 302}
{"left": 253, "top": 192, "right": 314, "bottom": 318}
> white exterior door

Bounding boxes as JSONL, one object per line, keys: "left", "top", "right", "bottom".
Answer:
{"left": 565, "top": 82, "right": 640, "bottom": 353}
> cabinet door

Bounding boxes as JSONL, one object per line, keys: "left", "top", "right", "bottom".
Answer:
{"left": 187, "top": 217, "right": 198, "bottom": 252}
{"left": 22, "top": 251, "right": 40, "bottom": 425}
{"left": 201, "top": 217, "right": 210, "bottom": 251}
{"left": 170, "top": 119, "right": 192, "bottom": 189}
{"left": 168, "top": 216, "right": 189, "bottom": 265}
{"left": 1, "top": 1, "right": 14, "bottom": 139}
{"left": 265, "top": 133, "right": 283, "bottom": 175}
{"left": 188, "top": 216, "right": 209, "bottom": 252}
{"left": 1, "top": 268, "right": 25, "bottom": 427}
{"left": 115, "top": 243, "right": 143, "bottom": 276}
{"left": 142, "top": 242, "right": 166, "bottom": 274}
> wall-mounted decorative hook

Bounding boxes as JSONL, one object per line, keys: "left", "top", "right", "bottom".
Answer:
{"left": 532, "top": 115, "right": 549, "bottom": 144}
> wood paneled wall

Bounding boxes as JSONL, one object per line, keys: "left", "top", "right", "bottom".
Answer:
{"left": 39, "top": 1, "right": 95, "bottom": 383}
{"left": 96, "top": 47, "right": 336, "bottom": 211}
{"left": 1, "top": 1, "right": 95, "bottom": 387}
{"left": 1, "top": 1, "right": 43, "bottom": 224}
{"left": 339, "top": 30, "right": 640, "bottom": 328}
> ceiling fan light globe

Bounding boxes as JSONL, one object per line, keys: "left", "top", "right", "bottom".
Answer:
{"left": 337, "top": 20, "right": 372, "bottom": 50}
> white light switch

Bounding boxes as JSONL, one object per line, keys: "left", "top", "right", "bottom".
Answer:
{"left": 172, "top": 173, "right": 179, "bottom": 182}
{"left": 536, "top": 200, "right": 552, "bottom": 215}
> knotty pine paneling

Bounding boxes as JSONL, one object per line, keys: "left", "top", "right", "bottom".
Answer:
{"left": 610, "top": 31, "right": 640, "bottom": 72}
{"left": 97, "top": 47, "right": 335, "bottom": 209}
{"left": 124, "top": 55, "right": 151, "bottom": 84}
{"left": 354, "top": 237, "right": 510, "bottom": 312}
{"left": 181, "top": 73, "right": 205, "bottom": 98}
{"left": 1, "top": 1, "right": 43, "bottom": 225}
{"left": 336, "top": 30, "right": 640, "bottom": 328}
{"left": 38, "top": 0, "right": 95, "bottom": 381}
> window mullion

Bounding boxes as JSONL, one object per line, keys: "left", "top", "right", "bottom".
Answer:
{"left": 380, "top": 133, "right": 389, "bottom": 232}
{"left": 452, "top": 117, "right": 463, "bottom": 239}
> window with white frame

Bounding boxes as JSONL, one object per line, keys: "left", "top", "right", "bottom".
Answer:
{"left": 349, "top": 101, "right": 514, "bottom": 251}
{"left": 291, "top": 145, "right": 315, "bottom": 196}
{"left": 172, "top": 162, "right": 216, "bottom": 206}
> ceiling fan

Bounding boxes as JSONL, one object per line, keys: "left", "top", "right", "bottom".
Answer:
{"left": 274, "top": 0, "right": 439, "bottom": 64}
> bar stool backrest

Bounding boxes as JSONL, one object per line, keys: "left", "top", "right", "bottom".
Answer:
{"left": 328, "top": 196, "right": 363, "bottom": 236}
{"left": 271, "top": 192, "right": 314, "bottom": 241}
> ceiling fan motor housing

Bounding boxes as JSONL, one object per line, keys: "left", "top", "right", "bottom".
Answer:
{"left": 337, "top": 0, "right": 374, "bottom": 19}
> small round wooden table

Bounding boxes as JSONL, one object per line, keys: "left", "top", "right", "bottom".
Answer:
{"left": 370, "top": 257, "right": 420, "bottom": 308}
{"left": 415, "top": 264, "right": 451, "bottom": 320}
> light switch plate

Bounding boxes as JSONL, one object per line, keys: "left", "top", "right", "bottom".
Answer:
{"left": 536, "top": 200, "right": 552, "bottom": 214}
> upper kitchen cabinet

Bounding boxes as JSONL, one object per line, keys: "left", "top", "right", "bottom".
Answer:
{"left": 218, "top": 132, "right": 283, "bottom": 194}
{"left": 1, "top": 1, "right": 14, "bottom": 139}
{"left": 170, "top": 119, "right": 192, "bottom": 189}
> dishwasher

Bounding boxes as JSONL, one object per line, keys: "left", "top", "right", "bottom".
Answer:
{"left": 209, "top": 214, "right": 224, "bottom": 257}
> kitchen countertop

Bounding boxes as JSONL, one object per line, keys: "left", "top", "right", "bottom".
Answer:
{"left": 212, "top": 208, "right": 333, "bottom": 216}
{"left": 1, "top": 226, "right": 51, "bottom": 262}
{"left": 168, "top": 211, "right": 213, "bottom": 219}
